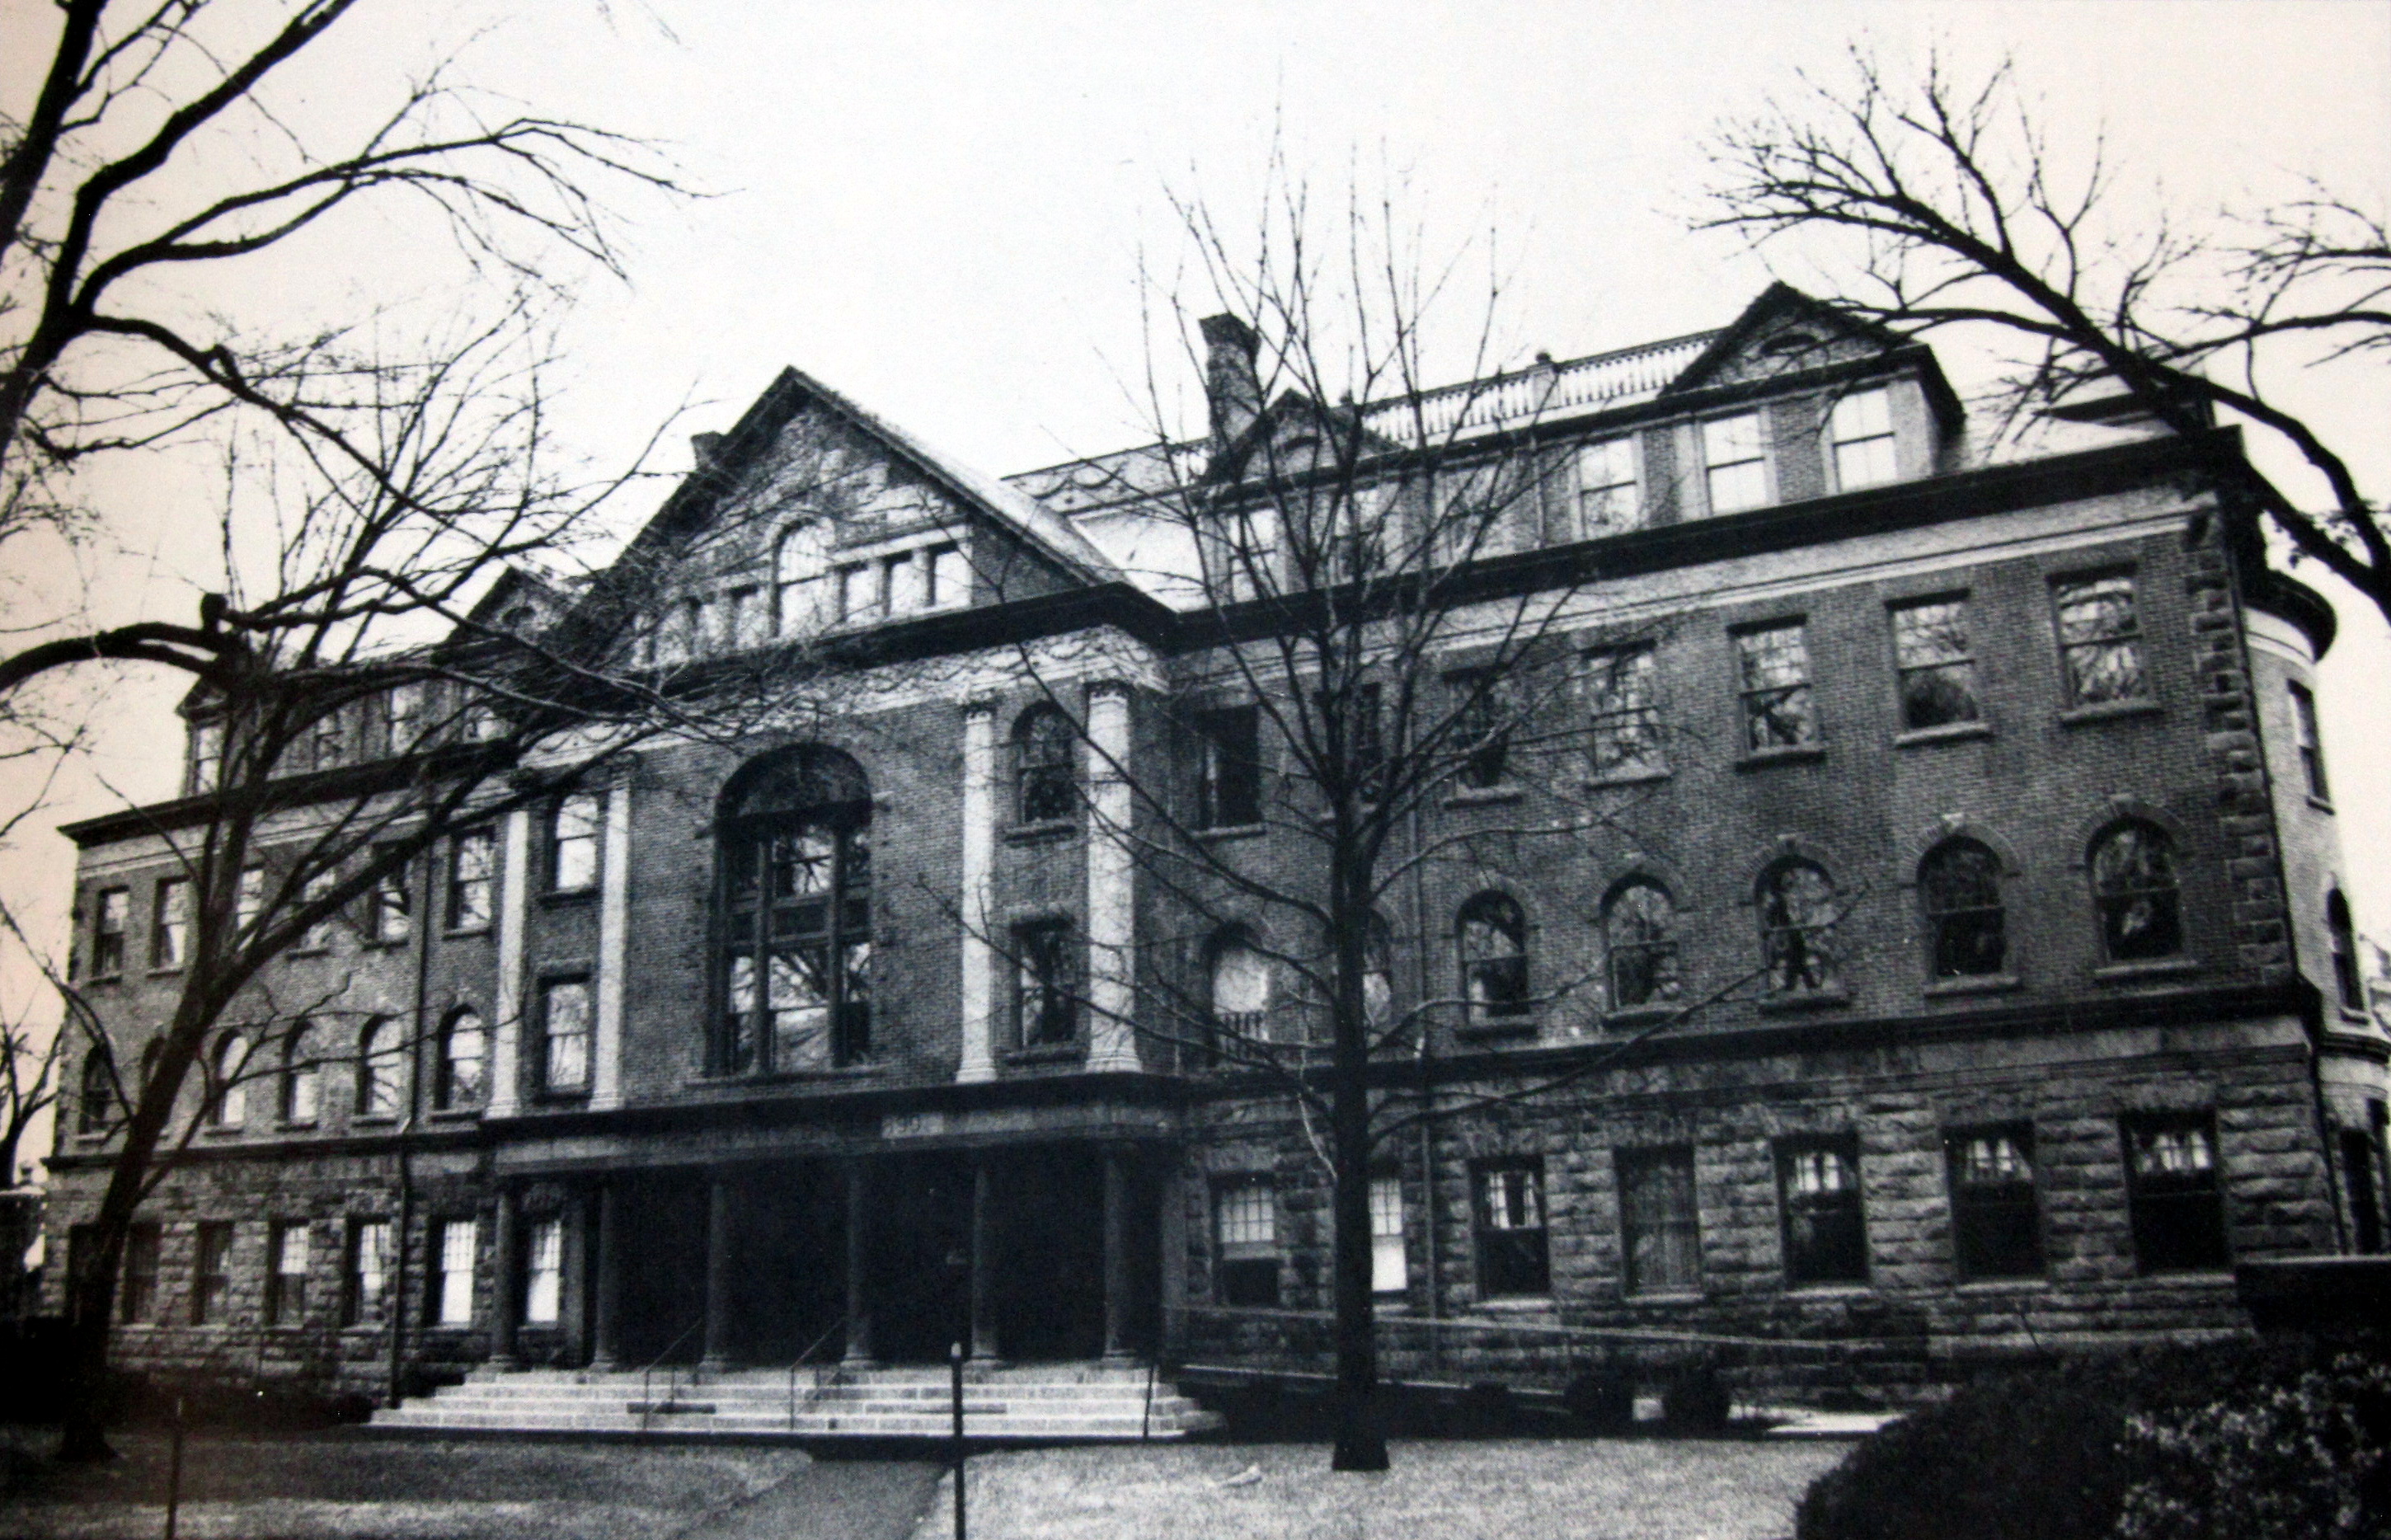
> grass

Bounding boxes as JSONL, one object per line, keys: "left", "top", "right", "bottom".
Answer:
{"left": 0, "top": 1428, "right": 940, "bottom": 1540}
{"left": 914, "top": 1439, "right": 1847, "bottom": 1540}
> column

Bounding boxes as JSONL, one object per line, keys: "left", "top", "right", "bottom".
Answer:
{"left": 957, "top": 702, "right": 999, "bottom": 1082}
{"left": 488, "top": 806, "right": 533, "bottom": 1116}
{"left": 1102, "top": 1144, "right": 1131, "bottom": 1361}
{"left": 970, "top": 1159, "right": 999, "bottom": 1362}
{"left": 590, "top": 1181, "right": 623, "bottom": 1371}
{"left": 843, "top": 1159, "right": 876, "bottom": 1365}
{"left": 489, "top": 1184, "right": 521, "bottom": 1370}
{"left": 1084, "top": 682, "right": 1139, "bottom": 1072}
{"left": 701, "top": 1171, "right": 736, "bottom": 1371}
{"left": 591, "top": 781, "right": 632, "bottom": 1109}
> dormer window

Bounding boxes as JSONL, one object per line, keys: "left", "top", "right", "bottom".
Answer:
{"left": 1576, "top": 437, "right": 1642, "bottom": 538}
{"left": 1702, "top": 413, "right": 1769, "bottom": 514}
{"left": 1830, "top": 388, "right": 1897, "bottom": 489}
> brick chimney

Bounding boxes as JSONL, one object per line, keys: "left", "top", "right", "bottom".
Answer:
{"left": 1200, "top": 314, "right": 1263, "bottom": 451}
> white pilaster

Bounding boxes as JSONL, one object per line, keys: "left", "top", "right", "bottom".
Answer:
{"left": 1084, "top": 682, "right": 1139, "bottom": 1072}
{"left": 957, "top": 703, "right": 999, "bottom": 1082}
{"left": 489, "top": 805, "right": 532, "bottom": 1116}
{"left": 591, "top": 780, "right": 632, "bottom": 1109}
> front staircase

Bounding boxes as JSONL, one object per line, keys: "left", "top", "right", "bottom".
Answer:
{"left": 369, "top": 1360, "right": 1222, "bottom": 1440}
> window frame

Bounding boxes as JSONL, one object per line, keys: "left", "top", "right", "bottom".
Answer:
{"left": 1888, "top": 594, "right": 1981, "bottom": 732}
{"left": 92, "top": 887, "right": 129, "bottom": 979}
{"left": 205, "top": 1033, "right": 247, "bottom": 1128}
{"left": 1945, "top": 1125, "right": 2045, "bottom": 1279}
{"left": 548, "top": 792, "right": 603, "bottom": 894}
{"left": 1700, "top": 411, "right": 1771, "bottom": 514}
{"left": 524, "top": 1215, "right": 565, "bottom": 1326}
{"left": 356, "top": 1016, "right": 402, "bottom": 1119}
{"left": 538, "top": 976, "right": 594, "bottom": 1096}
{"left": 446, "top": 829, "right": 496, "bottom": 934}
{"left": 2121, "top": 1113, "right": 2230, "bottom": 1274}
{"left": 1603, "top": 880, "right": 1682, "bottom": 1013}
{"left": 190, "top": 1220, "right": 235, "bottom": 1325}
{"left": 150, "top": 876, "right": 190, "bottom": 970}
{"left": 1734, "top": 620, "right": 1819, "bottom": 753}
{"left": 2329, "top": 890, "right": 2365, "bottom": 1013}
{"left": 120, "top": 1221, "right": 162, "bottom": 1324}
{"left": 279, "top": 1022, "right": 321, "bottom": 1126}
{"left": 715, "top": 750, "right": 876, "bottom": 1076}
{"left": 1583, "top": 646, "right": 1664, "bottom": 780}
{"left": 367, "top": 847, "right": 412, "bottom": 944}
{"left": 1919, "top": 838, "right": 2009, "bottom": 981}
{"left": 1575, "top": 434, "right": 1644, "bottom": 538}
{"left": 1828, "top": 387, "right": 1899, "bottom": 490}
{"left": 266, "top": 1219, "right": 310, "bottom": 1326}
{"left": 1193, "top": 706, "right": 1263, "bottom": 830}
{"left": 1473, "top": 1157, "right": 1551, "bottom": 1298}
{"left": 344, "top": 1216, "right": 393, "bottom": 1326}
{"left": 1211, "top": 1176, "right": 1281, "bottom": 1308}
{"left": 2088, "top": 819, "right": 2184, "bottom": 964}
{"left": 1447, "top": 669, "right": 1515, "bottom": 791}
{"left": 1757, "top": 860, "right": 1841, "bottom": 998}
{"left": 1012, "top": 919, "right": 1080, "bottom": 1049}
{"left": 1369, "top": 1174, "right": 1409, "bottom": 1298}
{"left": 1012, "top": 706, "right": 1078, "bottom": 828}
{"left": 2290, "top": 682, "right": 2331, "bottom": 801}
{"left": 1775, "top": 1136, "right": 1868, "bottom": 1287}
{"left": 430, "top": 1217, "right": 477, "bottom": 1326}
{"left": 77, "top": 1049, "right": 114, "bottom": 1135}
{"left": 435, "top": 1008, "right": 486, "bottom": 1111}
{"left": 1617, "top": 1145, "right": 1702, "bottom": 1296}
{"left": 1457, "top": 892, "right": 1533, "bottom": 1027}
{"left": 2051, "top": 570, "right": 2150, "bottom": 708}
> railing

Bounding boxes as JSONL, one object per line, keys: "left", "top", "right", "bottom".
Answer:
{"left": 785, "top": 1317, "right": 848, "bottom": 1430}
{"left": 635, "top": 1319, "right": 704, "bottom": 1433}
{"left": 1360, "top": 333, "right": 1717, "bottom": 442}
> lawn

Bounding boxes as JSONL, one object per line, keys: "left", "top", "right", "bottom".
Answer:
{"left": 913, "top": 1439, "right": 1846, "bottom": 1540}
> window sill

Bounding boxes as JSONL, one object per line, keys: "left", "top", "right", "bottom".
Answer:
{"left": 360, "top": 937, "right": 412, "bottom": 951}
{"left": 1444, "top": 785, "right": 1524, "bottom": 808}
{"left": 74, "top": 1131, "right": 110, "bottom": 1144}
{"left": 1756, "top": 991, "right": 1850, "bottom": 1014}
{"left": 1602, "top": 1005, "right": 1681, "bottom": 1029}
{"left": 1003, "top": 1042, "right": 1087, "bottom": 1065}
{"left": 2134, "top": 1268, "right": 2237, "bottom": 1283}
{"left": 425, "top": 1106, "right": 483, "bottom": 1122}
{"left": 1924, "top": 974, "right": 2022, "bottom": 998}
{"left": 2060, "top": 698, "right": 2162, "bottom": 726}
{"left": 287, "top": 945, "right": 331, "bottom": 959}
{"left": 1735, "top": 744, "right": 1826, "bottom": 771}
{"left": 1004, "top": 821, "right": 1077, "bottom": 846}
{"left": 352, "top": 1115, "right": 397, "bottom": 1129}
{"left": 1194, "top": 822, "right": 1267, "bottom": 843}
{"left": 84, "top": 975, "right": 123, "bottom": 988}
{"left": 2339, "top": 1007, "right": 2375, "bottom": 1026}
{"left": 540, "top": 887, "right": 598, "bottom": 907}
{"left": 2308, "top": 795, "right": 2337, "bottom": 815}
{"left": 1895, "top": 721, "right": 1991, "bottom": 748}
{"left": 277, "top": 1120, "right": 318, "bottom": 1134}
{"left": 1473, "top": 1295, "right": 1556, "bottom": 1312}
{"left": 2093, "top": 959, "right": 2202, "bottom": 985}
{"left": 1955, "top": 1276, "right": 2048, "bottom": 1291}
{"left": 200, "top": 1124, "right": 246, "bottom": 1138}
{"left": 444, "top": 927, "right": 491, "bottom": 941}
{"left": 1783, "top": 1280, "right": 1873, "bottom": 1295}
{"left": 1623, "top": 1289, "right": 1706, "bottom": 1303}
{"left": 1584, "top": 768, "right": 1670, "bottom": 790}
{"left": 532, "top": 1090, "right": 590, "bottom": 1106}
{"left": 147, "top": 965, "right": 185, "bottom": 979}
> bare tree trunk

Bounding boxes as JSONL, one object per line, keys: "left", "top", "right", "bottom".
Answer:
{"left": 1328, "top": 861, "right": 1387, "bottom": 1471}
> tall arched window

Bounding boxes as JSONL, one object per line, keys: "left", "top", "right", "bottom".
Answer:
{"left": 207, "top": 1033, "right": 247, "bottom": 1127}
{"left": 1459, "top": 893, "right": 1531, "bottom": 1023}
{"left": 1014, "top": 707, "right": 1077, "bottom": 825}
{"left": 718, "top": 746, "right": 873, "bottom": 1073}
{"left": 356, "top": 1016, "right": 402, "bottom": 1118}
{"left": 2089, "top": 821, "right": 2181, "bottom": 962}
{"left": 279, "top": 1022, "right": 321, "bottom": 1124}
{"left": 2328, "top": 889, "right": 2365, "bottom": 1012}
{"left": 1919, "top": 840, "right": 2007, "bottom": 979}
{"left": 1604, "top": 881, "right": 1681, "bottom": 1010}
{"left": 774, "top": 522, "right": 830, "bottom": 636}
{"left": 1209, "top": 932, "right": 1275, "bottom": 1042}
{"left": 78, "top": 1049, "right": 112, "bottom": 1134}
{"left": 1759, "top": 861, "right": 1839, "bottom": 995}
{"left": 436, "top": 1009, "right": 485, "bottom": 1110}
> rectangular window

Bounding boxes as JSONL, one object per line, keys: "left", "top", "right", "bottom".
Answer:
{"left": 524, "top": 1217, "right": 564, "bottom": 1325}
{"left": 1475, "top": 1160, "right": 1550, "bottom": 1298}
{"left": 1217, "top": 508, "right": 1278, "bottom": 602}
{"left": 725, "top": 586, "right": 758, "bottom": 648}
{"left": 383, "top": 682, "right": 428, "bottom": 757}
{"left": 1830, "top": 388, "right": 1898, "bottom": 489}
{"left": 92, "top": 888, "right": 128, "bottom": 979}
{"left": 151, "top": 878, "right": 190, "bottom": 970}
{"left": 448, "top": 830, "right": 495, "bottom": 932}
{"left": 1777, "top": 1138, "right": 1867, "bottom": 1285}
{"left": 368, "top": 850, "right": 411, "bottom": 943}
{"left": 1370, "top": 1176, "right": 1408, "bottom": 1297}
{"left": 1213, "top": 1178, "right": 1280, "bottom": 1307}
{"left": 120, "top": 1223, "right": 161, "bottom": 1323}
{"left": 236, "top": 866, "right": 264, "bottom": 935}
{"left": 1585, "top": 647, "right": 1662, "bottom": 778}
{"left": 191, "top": 1221, "right": 234, "bottom": 1325}
{"left": 550, "top": 792, "right": 602, "bottom": 892}
{"left": 684, "top": 595, "right": 710, "bottom": 655}
{"left": 2053, "top": 573, "right": 2149, "bottom": 707}
{"left": 189, "top": 721, "right": 223, "bottom": 794}
{"left": 2123, "top": 1114, "right": 2229, "bottom": 1273}
{"left": 1194, "top": 707, "right": 1262, "bottom": 829}
{"left": 926, "top": 544, "right": 970, "bottom": 609}
{"left": 1890, "top": 597, "right": 1980, "bottom": 730}
{"left": 1013, "top": 921, "right": 1078, "bottom": 1047}
{"left": 885, "top": 551, "right": 925, "bottom": 615}
{"left": 1576, "top": 436, "right": 1642, "bottom": 537}
{"left": 2290, "top": 683, "right": 2330, "bottom": 801}
{"left": 1351, "top": 682, "right": 1386, "bottom": 802}
{"left": 1449, "top": 672, "right": 1513, "bottom": 790}
{"left": 1702, "top": 412, "right": 1769, "bottom": 514}
{"left": 296, "top": 869, "right": 337, "bottom": 952}
{"left": 1736, "top": 622, "right": 1817, "bottom": 750}
{"left": 1618, "top": 1146, "right": 1702, "bottom": 1295}
{"left": 345, "top": 1218, "right": 392, "bottom": 1326}
{"left": 540, "top": 978, "right": 593, "bottom": 1094}
{"left": 308, "top": 708, "right": 347, "bottom": 772}
{"left": 267, "top": 1221, "right": 309, "bottom": 1326}
{"left": 433, "top": 1218, "right": 477, "bottom": 1326}
{"left": 1947, "top": 1127, "right": 2045, "bottom": 1279}
{"left": 835, "top": 563, "right": 877, "bottom": 623}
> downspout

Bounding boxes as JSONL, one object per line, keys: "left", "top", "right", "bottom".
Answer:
{"left": 1406, "top": 796, "right": 1439, "bottom": 1355}
{"left": 388, "top": 845, "right": 435, "bottom": 1407}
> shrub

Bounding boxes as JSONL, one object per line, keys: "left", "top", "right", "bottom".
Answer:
{"left": 1661, "top": 1364, "right": 1732, "bottom": 1431}
{"left": 1793, "top": 1340, "right": 2344, "bottom": 1540}
{"left": 1562, "top": 1368, "right": 1635, "bottom": 1432}
{"left": 2113, "top": 1357, "right": 2391, "bottom": 1540}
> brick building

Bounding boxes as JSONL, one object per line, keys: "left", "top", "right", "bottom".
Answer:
{"left": 41, "top": 284, "right": 2391, "bottom": 1406}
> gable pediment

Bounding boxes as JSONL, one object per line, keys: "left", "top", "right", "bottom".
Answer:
{"left": 1661, "top": 283, "right": 1907, "bottom": 398}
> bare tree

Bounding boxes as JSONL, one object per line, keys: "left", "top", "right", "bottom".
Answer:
{"left": 1698, "top": 49, "right": 2391, "bottom": 628}
{"left": 993, "top": 180, "right": 1839, "bottom": 1472}
{"left": 0, "top": 1011, "right": 60, "bottom": 1193}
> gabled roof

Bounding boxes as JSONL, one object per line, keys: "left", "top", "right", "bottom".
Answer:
{"left": 1660, "top": 281, "right": 1913, "bottom": 398}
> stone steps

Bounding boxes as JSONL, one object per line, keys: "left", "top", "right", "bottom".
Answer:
{"left": 369, "top": 1363, "right": 1223, "bottom": 1440}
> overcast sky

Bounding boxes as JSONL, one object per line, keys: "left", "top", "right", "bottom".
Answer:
{"left": 4, "top": 1, "right": 2389, "bottom": 1157}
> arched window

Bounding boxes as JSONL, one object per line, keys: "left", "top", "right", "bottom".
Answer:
{"left": 1604, "top": 881, "right": 1681, "bottom": 1010}
{"left": 1362, "top": 913, "right": 1395, "bottom": 1031}
{"left": 2089, "top": 821, "right": 2181, "bottom": 962}
{"left": 78, "top": 1049, "right": 112, "bottom": 1134}
{"left": 717, "top": 746, "right": 873, "bottom": 1073}
{"left": 1209, "top": 932, "right": 1275, "bottom": 1042}
{"left": 436, "top": 1009, "right": 486, "bottom": 1110}
{"left": 356, "top": 1016, "right": 402, "bottom": 1118}
{"left": 1759, "top": 861, "right": 1839, "bottom": 995}
{"left": 207, "top": 1033, "right": 247, "bottom": 1127}
{"left": 774, "top": 522, "right": 830, "bottom": 636}
{"left": 1014, "top": 707, "right": 1076, "bottom": 824}
{"left": 1458, "top": 893, "right": 1531, "bottom": 1023}
{"left": 1919, "top": 840, "right": 2007, "bottom": 979}
{"left": 2328, "top": 890, "right": 2365, "bottom": 1012}
{"left": 279, "top": 1022, "right": 321, "bottom": 1124}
